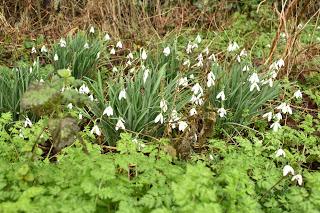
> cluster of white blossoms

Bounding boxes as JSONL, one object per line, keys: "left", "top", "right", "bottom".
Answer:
{"left": 190, "top": 83, "right": 204, "bottom": 106}
{"left": 168, "top": 110, "right": 188, "bottom": 132}
{"left": 275, "top": 149, "right": 303, "bottom": 186}
{"left": 154, "top": 99, "right": 168, "bottom": 124}
{"left": 248, "top": 73, "right": 260, "bottom": 92}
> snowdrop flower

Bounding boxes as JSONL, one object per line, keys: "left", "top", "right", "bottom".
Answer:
{"left": 103, "top": 106, "right": 113, "bottom": 117}
{"left": 160, "top": 99, "right": 168, "bottom": 112}
{"left": 183, "top": 59, "right": 190, "bottom": 67}
{"left": 29, "top": 67, "right": 33, "bottom": 73}
{"left": 78, "top": 113, "right": 83, "bottom": 120}
{"left": 190, "top": 94, "right": 204, "bottom": 106}
{"left": 217, "top": 107, "right": 227, "bottom": 118}
{"left": 91, "top": 125, "right": 101, "bottom": 136}
{"left": 154, "top": 113, "right": 164, "bottom": 124}
{"left": 59, "top": 38, "right": 66, "bottom": 47}
{"left": 262, "top": 78, "right": 273, "bottom": 87}
{"left": 54, "top": 53, "right": 59, "bottom": 61}
{"left": 249, "top": 73, "right": 260, "bottom": 84}
{"left": 196, "top": 53, "right": 203, "bottom": 67}
{"left": 96, "top": 51, "right": 100, "bottom": 59}
{"left": 216, "top": 91, "right": 226, "bottom": 101}
{"left": 67, "top": 103, "right": 73, "bottom": 109}
{"left": 275, "top": 148, "right": 286, "bottom": 157}
{"left": 127, "top": 52, "right": 134, "bottom": 60}
{"left": 207, "top": 72, "right": 215, "bottom": 88}
{"left": 163, "top": 47, "right": 170, "bottom": 56}
{"left": 115, "top": 118, "right": 125, "bottom": 131}
{"left": 276, "top": 59, "right": 285, "bottom": 69}
{"left": 186, "top": 42, "right": 193, "bottom": 54}
{"left": 112, "top": 67, "right": 118, "bottom": 72}
{"left": 227, "top": 41, "right": 239, "bottom": 52}
{"left": 280, "top": 32, "right": 286, "bottom": 39}
{"left": 283, "top": 165, "right": 295, "bottom": 176}
{"left": 240, "top": 48, "right": 247, "bottom": 57}
{"left": 195, "top": 34, "right": 202, "bottom": 43}
{"left": 118, "top": 89, "right": 126, "bottom": 101}
{"left": 294, "top": 90, "right": 302, "bottom": 99}
{"left": 203, "top": 47, "right": 209, "bottom": 55}
{"left": 79, "top": 84, "right": 90, "bottom": 94}
{"left": 189, "top": 74, "right": 195, "bottom": 79}
{"left": 209, "top": 53, "right": 217, "bottom": 62}
{"left": 189, "top": 108, "right": 197, "bottom": 116}
{"left": 276, "top": 103, "right": 292, "bottom": 114}
{"left": 31, "top": 47, "right": 37, "bottom": 54}
{"left": 89, "top": 26, "right": 95, "bottom": 34}
{"left": 41, "top": 45, "right": 47, "bottom": 53}
{"left": 242, "top": 65, "right": 250, "bottom": 72}
{"left": 89, "top": 94, "right": 94, "bottom": 101}
{"left": 110, "top": 48, "right": 116, "bottom": 55}
{"left": 84, "top": 43, "right": 89, "bottom": 49}
{"left": 209, "top": 154, "right": 214, "bottom": 160}
{"left": 116, "top": 41, "right": 123, "bottom": 49}
{"left": 126, "top": 60, "right": 132, "bottom": 66}
{"left": 274, "top": 112, "right": 282, "bottom": 121}
{"left": 262, "top": 112, "right": 273, "bottom": 122}
{"left": 191, "top": 83, "right": 204, "bottom": 95}
{"left": 39, "top": 78, "right": 44, "bottom": 83}
{"left": 141, "top": 49, "right": 147, "bottom": 60}
{"left": 270, "top": 121, "right": 281, "bottom": 132}
{"left": 250, "top": 83, "right": 260, "bottom": 92}
{"left": 178, "top": 121, "right": 188, "bottom": 132}
{"left": 291, "top": 174, "right": 303, "bottom": 186}
{"left": 143, "top": 69, "right": 149, "bottom": 84}
{"left": 104, "top": 33, "right": 111, "bottom": 41}
{"left": 24, "top": 118, "right": 33, "bottom": 128}
{"left": 178, "top": 77, "right": 188, "bottom": 87}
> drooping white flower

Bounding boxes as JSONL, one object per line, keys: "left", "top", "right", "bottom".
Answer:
{"left": 178, "top": 121, "right": 188, "bottom": 132}
{"left": 189, "top": 108, "right": 197, "bottom": 116}
{"left": 127, "top": 52, "right": 134, "bottom": 60}
{"left": 84, "top": 43, "right": 89, "bottom": 49}
{"left": 195, "top": 34, "right": 202, "bottom": 43}
{"left": 209, "top": 154, "right": 214, "bottom": 160}
{"left": 191, "top": 83, "right": 204, "bottom": 95}
{"left": 182, "top": 59, "right": 190, "bottom": 67}
{"left": 276, "top": 103, "right": 292, "bottom": 115}
{"left": 262, "top": 112, "right": 273, "bottom": 122}
{"left": 275, "top": 148, "right": 286, "bottom": 157}
{"left": 190, "top": 94, "right": 204, "bottom": 106}
{"left": 39, "top": 78, "right": 44, "bottom": 83}
{"left": 96, "top": 51, "right": 100, "bottom": 59}
{"left": 89, "top": 94, "right": 94, "bottom": 101}
{"left": 160, "top": 99, "right": 168, "bottom": 112}
{"left": 283, "top": 165, "right": 295, "bottom": 176}
{"left": 116, "top": 41, "right": 123, "bottom": 49}
{"left": 294, "top": 90, "right": 302, "bottom": 99}
{"left": 240, "top": 48, "right": 247, "bottom": 57}
{"left": 78, "top": 113, "right": 83, "bottom": 120}
{"left": 207, "top": 72, "right": 215, "bottom": 88}
{"left": 91, "top": 125, "right": 101, "bottom": 136}
{"left": 216, "top": 91, "right": 226, "bottom": 101}
{"left": 276, "top": 59, "right": 285, "bottom": 68}
{"left": 189, "top": 74, "right": 195, "bottom": 79}
{"left": 118, "top": 89, "right": 126, "bottom": 101}
{"left": 24, "top": 118, "right": 33, "bottom": 128}
{"left": 186, "top": 41, "right": 193, "bottom": 54}
{"left": 196, "top": 53, "right": 204, "bottom": 67}
{"left": 242, "top": 65, "right": 250, "bottom": 72}
{"left": 104, "top": 33, "right": 111, "bottom": 41}
{"left": 163, "top": 47, "right": 170, "bottom": 56}
{"left": 203, "top": 47, "right": 209, "bottom": 55}
{"left": 178, "top": 77, "right": 188, "bottom": 87}
{"left": 250, "top": 83, "right": 260, "bottom": 92}
{"left": 274, "top": 112, "right": 282, "bottom": 121}
{"left": 54, "top": 53, "right": 59, "bottom": 61}
{"left": 29, "top": 67, "right": 33, "bottom": 73}
{"left": 67, "top": 103, "right": 73, "bottom": 109}
{"left": 291, "top": 174, "right": 303, "bottom": 186}
{"left": 110, "top": 48, "right": 116, "bottom": 55}
{"left": 249, "top": 73, "right": 260, "bottom": 84}
{"left": 141, "top": 49, "right": 147, "bottom": 60}
{"left": 227, "top": 41, "right": 239, "bottom": 52}
{"left": 217, "top": 107, "right": 227, "bottom": 117}
{"left": 262, "top": 78, "right": 273, "bottom": 87}
{"left": 59, "top": 38, "right": 66, "bottom": 48}
{"left": 270, "top": 121, "right": 281, "bottom": 132}
{"left": 79, "top": 84, "right": 90, "bottom": 94}
{"left": 115, "top": 118, "right": 125, "bottom": 131}
{"left": 103, "top": 106, "right": 113, "bottom": 117}
{"left": 154, "top": 113, "right": 164, "bottom": 124}
{"left": 112, "top": 67, "right": 118, "bottom": 72}
{"left": 143, "top": 69, "right": 149, "bottom": 84}
{"left": 89, "top": 26, "right": 95, "bottom": 34}
{"left": 31, "top": 47, "right": 37, "bottom": 54}
{"left": 41, "top": 45, "right": 48, "bottom": 53}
